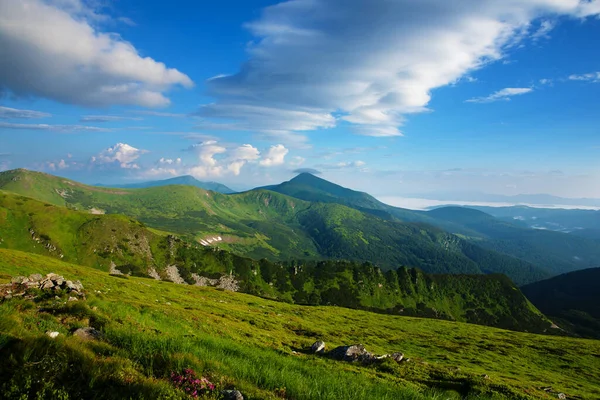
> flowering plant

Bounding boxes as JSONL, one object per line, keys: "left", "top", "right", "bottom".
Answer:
{"left": 170, "top": 368, "right": 215, "bottom": 398}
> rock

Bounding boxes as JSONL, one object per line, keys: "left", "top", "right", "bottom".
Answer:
{"left": 25, "top": 281, "right": 40, "bottom": 288}
{"left": 391, "top": 352, "right": 404, "bottom": 362}
{"left": 41, "top": 280, "right": 55, "bottom": 290}
{"left": 46, "top": 331, "right": 60, "bottom": 339}
{"left": 29, "top": 274, "right": 43, "bottom": 282}
{"left": 557, "top": 394, "right": 566, "bottom": 399}
{"left": 68, "top": 296, "right": 78, "bottom": 302}
{"left": 11, "top": 276, "right": 26, "bottom": 284}
{"left": 311, "top": 341, "right": 326, "bottom": 354}
{"left": 329, "top": 344, "right": 374, "bottom": 363}
{"left": 54, "top": 277, "right": 65, "bottom": 286}
{"left": 73, "top": 327, "right": 103, "bottom": 341}
{"left": 482, "top": 374, "right": 490, "bottom": 380}
{"left": 222, "top": 390, "right": 244, "bottom": 400}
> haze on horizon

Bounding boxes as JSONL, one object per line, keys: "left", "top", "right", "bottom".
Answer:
{"left": 1, "top": 0, "right": 600, "bottom": 200}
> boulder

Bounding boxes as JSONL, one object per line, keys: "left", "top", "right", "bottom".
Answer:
{"left": 329, "top": 344, "right": 375, "bottom": 363}
{"left": 68, "top": 296, "right": 78, "bottom": 302}
{"left": 11, "top": 276, "right": 26, "bottom": 284}
{"left": 73, "top": 327, "right": 103, "bottom": 341}
{"left": 391, "top": 352, "right": 404, "bottom": 362}
{"left": 46, "top": 331, "right": 60, "bottom": 339}
{"left": 557, "top": 394, "right": 566, "bottom": 399}
{"left": 29, "top": 274, "right": 43, "bottom": 282}
{"left": 311, "top": 341, "right": 326, "bottom": 354}
{"left": 41, "top": 280, "right": 55, "bottom": 290}
{"left": 222, "top": 390, "right": 244, "bottom": 400}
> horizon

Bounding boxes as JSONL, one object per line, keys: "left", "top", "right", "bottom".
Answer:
{"left": 1, "top": 0, "right": 600, "bottom": 199}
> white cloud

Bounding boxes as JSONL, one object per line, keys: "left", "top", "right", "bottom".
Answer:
{"left": 259, "top": 144, "right": 289, "bottom": 166}
{"left": 539, "top": 78, "right": 553, "bottom": 85}
{"left": 466, "top": 87, "right": 533, "bottom": 103}
{"left": 130, "top": 111, "right": 188, "bottom": 118}
{"left": 80, "top": 115, "right": 143, "bottom": 122}
{"left": 315, "top": 160, "right": 367, "bottom": 170}
{"left": 531, "top": 20, "right": 556, "bottom": 40}
{"left": 91, "top": 143, "right": 147, "bottom": 169}
{"left": 0, "top": 0, "right": 193, "bottom": 107}
{"left": 0, "top": 106, "right": 51, "bottom": 119}
{"left": 201, "top": 0, "right": 600, "bottom": 139}
{"left": 289, "top": 156, "right": 305, "bottom": 167}
{"left": 0, "top": 122, "right": 112, "bottom": 132}
{"left": 568, "top": 72, "right": 600, "bottom": 82}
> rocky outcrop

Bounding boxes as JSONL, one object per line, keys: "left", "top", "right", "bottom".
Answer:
{"left": 147, "top": 267, "right": 161, "bottom": 280}
{"left": 1, "top": 273, "right": 85, "bottom": 300}
{"left": 73, "top": 327, "right": 103, "bottom": 341}
{"left": 166, "top": 265, "right": 186, "bottom": 284}
{"left": 311, "top": 341, "right": 326, "bottom": 354}
{"left": 222, "top": 390, "right": 244, "bottom": 400}
{"left": 191, "top": 273, "right": 240, "bottom": 292}
{"left": 318, "top": 343, "right": 407, "bottom": 366}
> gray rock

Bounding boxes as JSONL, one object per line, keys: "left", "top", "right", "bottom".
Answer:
{"left": 41, "top": 280, "right": 55, "bottom": 290}
{"left": 391, "top": 352, "right": 404, "bottom": 362}
{"left": 11, "top": 276, "right": 26, "bottom": 284}
{"left": 329, "top": 344, "right": 374, "bottom": 363}
{"left": 29, "top": 274, "right": 43, "bottom": 282}
{"left": 73, "top": 327, "right": 103, "bottom": 341}
{"left": 68, "top": 296, "right": 78, "bottom": 302}
{"left": 557, "top": 394, "right": 566, "bottom": 399}
{"left": 54, "top": 277, "right": 65, "bottom": 286}
{"left": 311, "top": 341, "right": 326, "bottom": 354}
{"left": 222, "top": 390, "right": 244, "bottom": 400}
{"left": 46, "top": 331, "right": 60, "bottom": 339}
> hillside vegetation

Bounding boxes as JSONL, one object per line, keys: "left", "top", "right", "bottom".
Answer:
{"left": 522, "top": 268, "right": 600, "bottom": 339}
{"left": 1, "top": 249, "right": 599, "bottom": 400}
{"left": 0, "top": 169, "right": 548, "bottom": 285}
{"left": 0, "top": 189, "right": 549, "bottom": 332}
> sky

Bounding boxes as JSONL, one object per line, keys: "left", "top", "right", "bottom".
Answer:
{"left": 1, "top": 0, "right": 600, "bottom": 202}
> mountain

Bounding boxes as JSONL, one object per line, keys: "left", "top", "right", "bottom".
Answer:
{"left": 522, "top": 268, "right": 600, "bottom": 339}
{"left": 0, "top": 169, "right": 548, "bottom": 285}
{"left": 98, "top": 175, "right": 236, "bottom": 194}
{"left": 415, "top": 191, "right": 600, "bottom": 208}
{"left": 427, "top": 206, "right": 600, "bottom": 276}
{"left": 262, "top": 173, "right": 600, "bottom": 278}
{"left": 2, "top": 250, "right": 599, "bottom": 400}
{"left": 0, "top": 190, "right": 550, "bottom": 331}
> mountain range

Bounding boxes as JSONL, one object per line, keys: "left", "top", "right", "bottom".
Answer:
{"left": 97, "top": 175, "right": 236, "bottom": 194}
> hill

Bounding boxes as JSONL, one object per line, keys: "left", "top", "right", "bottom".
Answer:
{"left": 427, "top": 206, "right": 600, "bottom": 276}
{"left": 1, "top": 249, "right": 599, "bottom": 399}
{"left": 98, "top": 175, "right": 236, "bottom": 194}
{"left": 0, "top": 190, "right": 550, "bottom": 330}
{"left": 522, "top": 268, "right": 600, "bottom": 339}
{"left": 0, "top": 169, "right": 548, "bottom": 285}
{"left": 263, "top": 173, "right": 600, "bottom": 277}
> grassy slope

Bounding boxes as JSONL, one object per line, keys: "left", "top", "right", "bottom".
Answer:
{"left": 0, "top": 170, "right": 547, "bottom": 285}
{"left": 100, "top": 175, "right": 236, "bottom": 194}
{"left": 1, "top": 249, "right": 599, "bottom": 400}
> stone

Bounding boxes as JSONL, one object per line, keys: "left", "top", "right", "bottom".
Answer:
{"left": 391, "top": 352, "right": 404, "bottom": 363}
{"left": 311, "top": 341, "right": 326, "bottom": 354}
{"left": 329, "top": 344, "right": 374, "bottom": 363}
{"left": 46, "top": 331, "right": 60, "bottom": 339}
{"left": 11, "top": 276, "right": 26, "bottom": 284}
{"left": 557, "top": 394, "right": 566, "bottom": 399}
{"left": 68, "top": 296, "right": 78, "bottom": 302}
{"left": 41, "top": 280, "right": 55, "bottom": 290}
{"left": 222, "top": 390, "right": 244, "bottom": 400}
{"left": 482, "top": 374, "right": 490, "bottom": 380}
{"left": 25, "top": 281, "right": 40, "bottom": 288}
{"left": 54, "top": 277, "right": 65, "bottom": 286}
{"left": 73, "top": 327, "right": 103, "bottom": 341}
{"left": 29, "top": 274, "right": 43, "bottom": 282}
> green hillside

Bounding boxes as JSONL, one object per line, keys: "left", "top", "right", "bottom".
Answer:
{"left": 428, "top": 207, "right": 600, "bottom": 275}
{"left": 1, "top": 249, "right": 599, "bottom": 400}
{"left": 522, "top": 268, "right": 600, "bottom": 339}
{"left": 99, "top": 175, "right": 236, "bottom": 194}
{"left": 0, "top": 189, "right": 551, "bottom": 331}
{"left": 0, "top": 169, "right": 548, "bottom": 285}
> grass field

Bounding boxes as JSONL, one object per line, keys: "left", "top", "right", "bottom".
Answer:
{"left": 1, "top": 249, "right": 598, "bottom": 399}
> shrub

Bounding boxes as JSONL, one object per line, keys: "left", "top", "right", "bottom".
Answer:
{"left": 170, "top": 369, "right": 215, "bottom": 398}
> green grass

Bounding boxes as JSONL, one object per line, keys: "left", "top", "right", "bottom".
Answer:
{"left": 1, "top": 249, "right": 599, "bottom": 400}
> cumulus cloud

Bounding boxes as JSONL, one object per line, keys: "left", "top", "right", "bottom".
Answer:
{"left": 144, "top": 157, "right": 183, "bottom": 177}
{"left": 259, "top": 144, "right": 289, "bottom": 166}
{"left": 0, "top": 0, "right": 193, "bottom": 107}
{"left": 466, "top": 87, "right": 533, "bottom": 103}
{"left": 91, "top": 143, "right": 148, "bottom": 169}
{"left": 46, "top": 159, "right": 69, "bottom": 171}
{"left": 315, "top": 160, "right": 366, "bottom": 170}
{"left": 80, "top": 115, "right": 143, "bottom": 122}
{"left": 568, "top": 72, "right": 600, "bottom": 82}
{"left": 0, "top": 122, "right": 112, "bottom": 132}
{"left": 0, "top": 106, "right": 51, "bottom": 119}
{"left": 200, "top": 0, "right": 600, "bottom": 139}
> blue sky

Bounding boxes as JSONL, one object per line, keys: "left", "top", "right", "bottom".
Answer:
{"left": 1, "top": 0, "right": 599, "bottom": 201}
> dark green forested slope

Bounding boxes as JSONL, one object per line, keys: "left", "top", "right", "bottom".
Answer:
{"left": 0, "top": 169, "right": 548, "bottom": 284}
{"left": 522, "top": 268, "right": 600, "bottom": 339}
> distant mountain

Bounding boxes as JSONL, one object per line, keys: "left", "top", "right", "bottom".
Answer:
{"left": 0, "top": 169, "right": 548, "bottom": 285}
{"left": 426, "top": 206, "right": 600, "bottom": 276}
{"left": 99, "top": 175, "right": 236, "bottom": 194}
{"left": 414, "top": 191, "right": 600, "bottom": 208}
{"left": 522, "top": 268, "right": 600, "bottom": 339}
